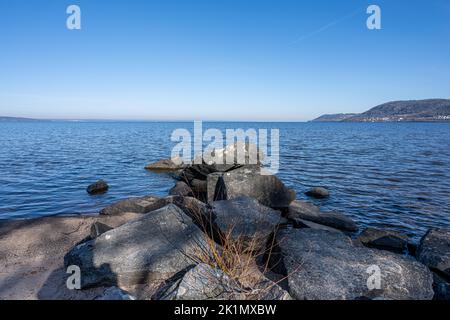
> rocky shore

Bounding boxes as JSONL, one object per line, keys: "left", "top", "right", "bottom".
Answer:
{"left": 1, "top": 143, "right": 449, "bottom": 300}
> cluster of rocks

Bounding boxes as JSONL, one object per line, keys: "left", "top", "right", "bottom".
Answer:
{"left": 70, "top": 143, "right": 449, "bottom": 300}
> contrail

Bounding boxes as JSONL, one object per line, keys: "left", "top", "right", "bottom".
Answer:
{"left": 291, "top": 8, "right": 361, "bottom": 45}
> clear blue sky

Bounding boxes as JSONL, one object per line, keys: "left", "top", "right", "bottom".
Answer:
{"left": 1, "top": 0, "right": 449, "bottom": 121}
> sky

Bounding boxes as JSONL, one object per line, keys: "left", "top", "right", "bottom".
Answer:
{"left": 0, "top": 0, "right": 449, "bottom": 121}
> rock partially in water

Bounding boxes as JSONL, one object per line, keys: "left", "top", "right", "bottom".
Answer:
{"left": 432, "top": 273, "right": 450, "bottom": 300}
{"left": 288, "top": 200, "right": 358, "bottom": 232}
{"left": 154, "top": 264, "right": 245, "bottom": 300}
{"left": 207, "top": 166, "right": 295, "bottom": 209}
{"left": 100, "top": 195, "right": 168, "bottom": 215}
{"left": 145, "top": 157, "right": 187, "bottom": 172}
{"left": 304, "top": 187, "right": 329, "bottom": 199}
{"left": 212, "top": 196, "right": 285, "bottom": 250}
{"left": 417, "top": 228, "right": 450, "bottom": 278}
{"left": 272, "top": 228, "right": 433, "bottom": 300}
{"left": 94, "top": 286, "right": 136, "bottom": 300}
{"left": 86, "top": 180, "right": 109, "bottom": 195}
{"left": 169, "top": 181, "right": 194, "bottom": 197}
{"left": 357, "top": 228, "right": 408, "bottom": 253}
{"left": 64, "top": 204, "right": 209, "bottom": 288}
{"left": 293, "top": 218, "right": 342, "bottom": 233}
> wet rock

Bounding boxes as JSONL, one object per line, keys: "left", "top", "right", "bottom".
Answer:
{"left": 87, "top": 180, "right": 108, "bottom": 195}
{"left": 357, "top": 228, "right": 408, "bottom": 253}
{"left": 154, "top": 264, "right": 245, "bottom": 300}
{"left": 64, "top": 204, "right": 209, "bottom": 288}
{"left": 212, "top": 196, "right": 285, "bottom": 250}
{"left": 94, "top": 286, "right": 136, "bottom": 300}
{"left": 207, "top": 166, "right": 295, "bottom": 209}
{"left": 99, "top": 195, "right": 168, "bottom": 215}
{"left": 273, "top": 228, "right": 433, "bottom": 300}
{"left": 169, "top": 181, "right": 194, "bottom": 197}
{"left": 304, "top": 187, "right": 329, "bottom": 199}
{"left": 288, "top": 200, "right": 358, "bottom": 232}
{"left": 432, "top": 273, "right": 450, "bottom": 300}
{"left": 90, "top": 222, "right": 113, "bottom": 239}
{"left": 417, "top": 228, "right": 450, "bottom": 278}
{"left": 145, "top": 157, "right": 187, "bottom": 172}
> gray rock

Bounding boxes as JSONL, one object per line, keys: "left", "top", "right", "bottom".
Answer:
{"left": 154, "top": 263, "right": 245, "bottom": 300}
{"left": 274, "top": 228, "right": 433, "bottom": 300}
{"left": 432, "top": 273, "right": 450, "bottom": 300}
{"left": 169, "top": 181, "right": 194, "bottom": 197}
{"left": 64, "top": 204, "right": 209, "bottom": 288}
{"left": 145, "top": 158, "right": 187, "bottom": 171}
{"left": 212, "top": 196, "right": 285, "bottom": 250}
{"left": 305, "top": 187, "right": 329, "bottom": 199}
{"left": 94, "top": 286, "right": 136, "bottom": 300}
{"left": 293, "top": 218, "right": 342, "bottom": 233}
{"left": 207, "top": 166, "right": 295, "bottom": 209}
{"left": 190, "top": 179, "right": 207, "bottom": 194}
{"left": 100, "top": 195, "right": 168, "bottom": 215}
{"left": 357, "top": 228, "right": 408, "bottom": 253}
{"left": 87, "top": 180, "right": 108, "bottom": 195}
{"left": 288, "top": 200, "right": 358, "bottom": 232}
{"left": 90, "top": 222, "right": 113, "bottom": 239}
{"left": 417, "top": 228, "right": 450, "bottom": 278}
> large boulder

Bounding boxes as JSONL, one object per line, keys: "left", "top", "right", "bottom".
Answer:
{"left": 417, "top": 228, "right": 450, "bottom": 278}
{"left": 272, "top": 228, "right": 434, "bottom": 300}
{"left": 87, "top": 180, "right": 109, "bottom": 195}
{"left": 99, "top": 195, "right": 168, "bottom": 215}
{"left": 288, "top": 200, "right": 358, "bottom": 232}
{"left": 64, "top": 204, "right": 209, "bottom": 288}
{"left": 212, "top": 196, "right": 285, "bottom": 250}
{"left": 154, "top": 264, "right": 245, "bottom": 300}
{"left": 207, "top": 166, "right": 296, "bottom": 209}
{"left": 357, "top": 228, "right": 408, "bottom": 253}
{"left": 169, "top": 181, "right": 194, "bottom": 197}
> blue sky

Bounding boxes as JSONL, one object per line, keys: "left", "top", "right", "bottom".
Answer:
{"left": 0, "top": 0, "right": 449, "bottom": 121}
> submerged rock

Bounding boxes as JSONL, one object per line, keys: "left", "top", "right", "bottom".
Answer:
{"left": 304, "top": 187, "right": 329, "bottom": 199}
{"left": 288, "top": 200, "right": 358, "bottom": 232}
{"left": 64, "top": 204, "right": 209, "bottom": 288}
{"left": 207, "top": 166, "right": 296, "bottom": 209}
{"left": 154, "top": 264, "right": 245, "bottom": 300}
{"left": 357, "top": 228, "right": 408, "bottom": 253}
{"left": 212, "top": 196, "right": 285, "bottom": 250}
{"left": 272, "top": 228, "right": 433, "bottom": 300}
{"left": 99, "top": 195, "right": 168, "bottom": 215}
{"left": 94, "top": 286, "right": 136, "bottom": 300}
{"left": 417, "top": 228, "right": 450, "bottom": 278}
{"left": 87, "top": 180, "right": 109, "bottom": 195}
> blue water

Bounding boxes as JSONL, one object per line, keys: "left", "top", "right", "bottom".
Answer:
{"left": 1, "top": 121, "right": 450, "bottom": 241}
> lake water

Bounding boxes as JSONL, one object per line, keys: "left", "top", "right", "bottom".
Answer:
{"left": 1, "top": 121, "right": 449, "bottom": 242}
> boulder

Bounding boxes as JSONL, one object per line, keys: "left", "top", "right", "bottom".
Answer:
{"left": 169, "top": 181, "right": 194, "bottom": 197}
{"left": 212, "top": 196, "right": 285, "bottom": 250}
{"left": 145, "top": 157, "right": 187, "bottom": 172}
{"left": 272, "top": 228, "right": 434, "bottom": 300}
{"left": 417, "top": 228, "right": 450, "bottom": 278}
{"left": 432, "top": 273, "right": 450, "bottom": 300}
{"left": 90, "top": 222, "right": 113, "bottom": 239}
{"left": 304, "top": 187, "right": 329, "bottom": 199}
{"left": 99, "top": 195, "right": 168, "bottom": 215}
{"left": 86, "top": 180, "right": 108, "bottom": 195}
{"left": 293, "top": 218, "right": 342, "bottom": 233}
{"left": 154, "top": 264, "right": 245, "bottom": 300}
{"left": 288, "top": 200, "right": 358, "bottom": 232}
{"left": 94, "top": 286, "right": 136, "bottom": 300}
{"left": 190, "top": 179, "right": 207, "bottom": 194}
{"left": 207, "top": 166, "right": 296, "bottom": 209}
{"left": 357, "top": 228, "right": 408, "bottom": 253}
{"left": 64, "top": 204, "right": 209, "bottom": 288}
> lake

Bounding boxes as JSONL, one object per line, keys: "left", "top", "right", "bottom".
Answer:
{"left": 1, "top": 121, "right": 449, "bottom": 242}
